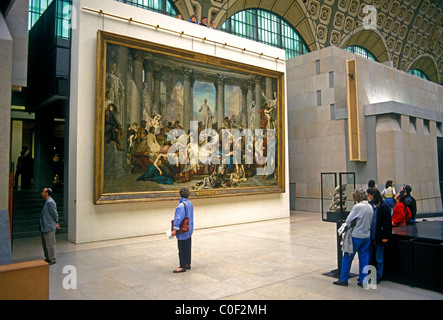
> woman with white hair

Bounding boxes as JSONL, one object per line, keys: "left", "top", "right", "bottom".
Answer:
{"left": 333, "top": 188, "right": 374, "bottom": 287}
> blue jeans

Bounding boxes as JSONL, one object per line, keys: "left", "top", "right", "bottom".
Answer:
{"left": 340, "top": 237, "right": 371, "bottom": 283}
{"left": 369, "top": 241, "right": 385, "bottom": 281}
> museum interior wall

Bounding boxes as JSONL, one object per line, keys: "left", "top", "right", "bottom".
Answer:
{"left": 1, "top": 0, "right": 28, "bottom": 211}
{"left": 287, "top": 45, "right": 442, "bottom": 214}
{"left": 0, "top": 0, "right": 29, "bottom": 262}
{"left": 69, "top": 0, "right": 289, "bottom": 243}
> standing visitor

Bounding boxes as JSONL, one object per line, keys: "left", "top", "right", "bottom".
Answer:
{"left": 172, "top": 187, "right": 194, "bottom": 273}
{"left": 40, "top": 188, "right": 60, "bottom": 265}
{"left": 367, "top": 187, "right": 392, "bottom": 284}
{"left": 14, "top": 147, "right": 26, "bottom": 189}
{"left": 392, "top": 193, "right": 411, "bottom": 227}
{"left": 187, "top": 15, "right": 197, "bottom": 23}
{"left": 199, "top": 16, "right": 208, "bottom": 26}
{"left": 381, "top": 180, "right": 396, "bottom": 212}
{"left": 403, "top": 185, "right": 417, "bottom": 223}
{"left": 333, "top": 189, "right": 373, "bottom": 287}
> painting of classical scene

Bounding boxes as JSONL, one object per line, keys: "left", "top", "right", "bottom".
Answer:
{"left": 94, "top": 31, "right": 284, "bottom": 203}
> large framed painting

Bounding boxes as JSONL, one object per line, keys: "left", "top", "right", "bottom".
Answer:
{"left": 94, "top": 30, "right": 285, "bottom": 204}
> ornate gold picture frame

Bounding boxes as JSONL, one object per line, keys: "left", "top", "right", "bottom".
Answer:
{"left": 94, "top": 30, "right": 285, "bottom": 204}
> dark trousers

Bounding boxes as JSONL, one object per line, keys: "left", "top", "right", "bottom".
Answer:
{"left": 177, "top": 237, "right": 192, "bottom": 268}
{"left": 369, "top": 241, "right": 385, "bottom": 280}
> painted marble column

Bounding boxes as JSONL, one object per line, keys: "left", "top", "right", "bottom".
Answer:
{"left": 153, "top": 67, "right": 162, "bottom": 115}
{"left": 142, "top": 61, "right": 154, "bottom": 120}
{"left": 182, "top": 67, "right": 195, "bottom": 132}
{"left": 240, "top": 82, "right": 248, "bottom": 128}
{"left": 215, "top": 73, "right": 227, "bottom": 127}
{"left": 246, "top": 75, "right": 255, "bottom": 129}
{"left": 254, "top": 75, "right": 262, "bottom": 128}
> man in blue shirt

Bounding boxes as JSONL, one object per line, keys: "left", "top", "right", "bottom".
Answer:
{"left": 172, "top": 187, "right": 194, "bottom": 273}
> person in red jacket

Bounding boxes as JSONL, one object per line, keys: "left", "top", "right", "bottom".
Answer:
{"left": 392, "top": 193, "right": 411, "bottom": 227}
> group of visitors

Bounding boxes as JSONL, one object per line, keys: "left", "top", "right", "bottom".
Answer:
{"left": 176, "top": 13, "right": 216, "bottom": 28}
{"left": 333, "top": 180, "right": 417, "bottom": 288}
{"left": 379, "top": 180, "right": 417, "bottom": 227}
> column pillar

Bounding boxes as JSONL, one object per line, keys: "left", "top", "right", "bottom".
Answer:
{"left": 131, "top": 50, "right": 143, "bottom": 125}
{"left": 34, "top": 108, "right": 55, "bottom": 191}
{"left": 246, "top": 75, "right": 255, "bottom": 129}
{"left": 240, "top": 82, "right": 248, "bottom": 128}
{"left": 215, "top": 73, "right": 227, "bottom": 127}
{"left": 182, "top": 67, "right": 195, "bottom": 133}
{"left": 254, "top": 75, "right": 262, "bottom": 128}
{"left": 132, "top": 50, "right": 144, "bottom": 93}
{"left": 153, "top": 66, "right": 162, "bottom": 115}
{"left": 143, "top": 60, "right": 154, "bottom": 120}
{"left": 265, "top": 77, "right": 273, "bottom": 99}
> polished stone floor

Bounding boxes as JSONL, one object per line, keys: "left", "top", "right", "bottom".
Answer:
{"left": 11, "top": 211, "right": 443, "bottom": 300}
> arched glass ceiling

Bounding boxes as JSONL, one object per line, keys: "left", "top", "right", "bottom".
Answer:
{"left": 344, "top": 45, "right": 377, "bottom": 61}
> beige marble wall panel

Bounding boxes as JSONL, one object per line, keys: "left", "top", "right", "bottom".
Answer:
{"left": 295, "top": 182, "right": 307, "bottom": 198}
{"left": 427, "top": 182, "right": 435, "bottom": 198}
{"left": 307, "top": 183, "right": 320, "bottom": 198}
{"left": 306, "top": 198, "right": 320, "bottom": 213}
{"left": 5, "top": 0, "right": 28, "bottom": 87}
{"left": 288, "top": 47, "right": 442, "bottom": 213}
{"left": 419, "top": 182, "right": 429, "bottom": 198}
{"left": 435, "top": 198, "right": 442, "bottom": 212}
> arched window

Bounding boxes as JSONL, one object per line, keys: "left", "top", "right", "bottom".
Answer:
{"left": 408, "top": 69, "right": 429, "bottom": 80}
{"left": 344, "top": 46, "right": 376, "bottom": 61}
{"left": 220, "top": 9, "right": 309, "bottom": 60}
{"left": 118, "top": 0, "right": 177, "bottom": 17}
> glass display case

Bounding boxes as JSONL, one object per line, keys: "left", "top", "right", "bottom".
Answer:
{"left": 321, "top": 172, "right": 356, "bottom": 278}
{"left": 321, "top": 172, "right": 355, "bottom": 222}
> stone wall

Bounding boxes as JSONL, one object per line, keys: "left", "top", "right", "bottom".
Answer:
{"left": 68, "top": 0, "right": 289, "bottom": 243}
{"left": 287, "top": 46, "right": 443, "bottom": 214}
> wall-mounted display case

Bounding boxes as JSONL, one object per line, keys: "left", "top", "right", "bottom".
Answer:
{"left": 321, "top": 172, "right": 355, "bottom": 222}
